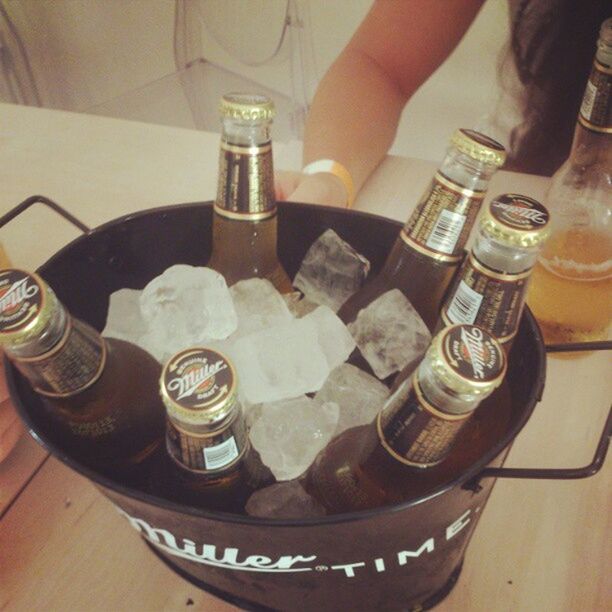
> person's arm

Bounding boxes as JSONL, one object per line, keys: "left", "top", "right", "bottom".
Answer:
{"left": 280, "top": 0, "right": 485, "bottom": 207}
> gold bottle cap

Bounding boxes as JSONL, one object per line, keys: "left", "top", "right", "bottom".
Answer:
{"left": 219, "top": 93, "right": 275, "bottom": 123}
{"left": 481, "top": 193, "right": 551, "bottom": 248}
{"left": 426, "top": 324, "right": 506, "bottom": 400}
{"left": 450, "top": 128, "right": 507, "bottom": 167}
{"left": 160, "top": 347, "right": 239, "bottom": 428}
{"left": 0, "top": 269, "right": 58, "bottom": 349}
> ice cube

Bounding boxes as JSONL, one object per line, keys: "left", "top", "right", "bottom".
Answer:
{"left": 316, "top": 363, "right": 390, "bottom": 435}
{"left": 302, "top": 306, "right": 356, "bottom": 370}
{"left": 348, "top": 289, "right": 431, "bottom": 379}
{"left": 249, "top": 396, "right": 340, "bottom": 481}
{"left": 102, "top": 288, "right": 147, "bottom": 345}
{"left": 229, "top": 318, "right": 331, "bottom": 404}
{"left": 293, "top": 229, "right": 370, "bottom": 311}
{"left": 230, "top": 278, "right": 293, "bottom": 337}
{"left": 139, "top": 265, "right": 237, "bottom": 361}
{"left": 245, "top": 480, "right": 326, "bottom": 519}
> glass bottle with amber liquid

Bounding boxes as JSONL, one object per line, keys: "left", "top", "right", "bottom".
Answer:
{"left": 207, "top": 93, "right": 292, "bottom": 293}
{"left": 0, "top": 269, "right": 166, "bottom": 477}
{"left": 302, "top": 324, "right": 506, "bottom": 513}
{"left": 338, "top": 129, "right": 507, "bottom": 331}
{"left": 155, "top": 347, "right": 274, "bottom": 513}
{"left": 438, "top": 194, "right": 550, "bottom": 350}
{"left": 527, "top": 17, "right": 612, "bottom": 346}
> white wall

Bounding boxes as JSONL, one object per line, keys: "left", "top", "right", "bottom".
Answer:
{"left": 0, "top": 0, "right": 511, "bottom": 161}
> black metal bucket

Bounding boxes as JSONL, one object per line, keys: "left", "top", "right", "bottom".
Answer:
{"left": 5, "top": 197, "right": 609, "bottom": 612}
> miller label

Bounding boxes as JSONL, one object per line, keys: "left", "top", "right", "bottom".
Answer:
{"left": 215, "top": 140, "right": 276, "bottom": 220}
{"left": 579, "top": 59, "right": 612, "bottom": 133}
{"left": 162, "top": 348, "right": 247, "bottom": 474}
{"left": 0, "top": 269, "right": 42, "bottom": 333}
{"left": 489, "top": 193, "right": 549, "bottom": 231}
{"left": 400, "top": 172, "right": 485, "bottom": 263}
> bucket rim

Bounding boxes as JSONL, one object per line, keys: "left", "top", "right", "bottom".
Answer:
{"left": 9, "top": 200, "right": 547, "bottom": 527}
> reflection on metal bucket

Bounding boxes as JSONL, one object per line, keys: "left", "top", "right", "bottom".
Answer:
{"left": 9, "top": 201, "right": 546, "bottom": 611}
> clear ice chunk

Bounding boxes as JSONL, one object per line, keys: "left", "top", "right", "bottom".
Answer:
{"left": 315, "top": 363, "right": 390, "bottom": 435}
{"left": 249, "top": 396, "right": 340, "bottom": 481}
{"left": 293, "top": 229, "right": 370, "bottom": 311}
{"left": 246, "top": 480, "right": 326, "bottom": 519}
{"left": 348, "top": 289, "right": 431, "bottom": 380}
{"left": 229, "top": 318, "right": 331, "bottom": 404}
{"left": 102, "top": 288, "right": 147, "bottom": 345}
{"left": 139, "top": 265, "right": 237, "bottom": 363}
{"left": 230, "top": 278, "right": 293, "bottom": 338}
{"left": 302, "top": 306, "right": 356, "bottom": 370}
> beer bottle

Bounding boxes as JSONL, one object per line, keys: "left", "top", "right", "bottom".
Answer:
{"left": 207, "top": 93, "right": 292, "bottom": 293}
{"left": 438, "top": 194, "right": 550, "bottom": 349}
{"left": 338, "top": 129, "right": 506, "bottom": 331}
{"left": 527, "top": 17, "right": 612, "bottom": 346}
{"left": 0, "top": 269, "right": 166, "bottom": 475}
{"left": 156, "top": 347, "right": 274, "bottom": 512}
{"left": 302, "top": 324, "right": 506, "bottom": 513}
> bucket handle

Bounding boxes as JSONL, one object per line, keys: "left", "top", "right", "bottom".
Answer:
{"left": 465, "top": 341, "right": 611, "bottom": 492}
{"left": 0, "top": 195, "right": 90, "bottom": 233}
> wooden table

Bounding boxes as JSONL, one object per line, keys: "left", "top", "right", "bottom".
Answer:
{"left": 0, "top": 103, "right": 609, "bottom": 611}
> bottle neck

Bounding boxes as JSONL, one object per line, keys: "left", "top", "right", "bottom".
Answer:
{"left": 5, "top": 301, "right": 68, "bottom": 359}
{"left": 215, "top": 119, "right": 276, "bottom": 219}
{"left": 439, "top": 147, "right": 499, "bottom": 192}
{"left": 9, "top": 314, "right": 106, "bottom": 398}
{"left": 472, "top": 229, "right": 539, "bottom": 274}
{"left": 399, "top": 148, "right": 499, "bottom": 264}
{"left": 165, "top": 403, "right": 249, "bottom": 475}
{"left": 569, "top": 43, "right": 612, "bottom": 163}
{"left": 377, "top": 373, "right": 473, "bottom": 468}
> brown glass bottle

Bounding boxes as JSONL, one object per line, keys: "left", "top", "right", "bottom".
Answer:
{"left": 527, "top": 17, "right": 612, "bottom": 346}
{"left": 338, "top": 129, "right": 506, "bottom": 331}
{"left": 0, "top": 269, "right": 166, "bottom": 476}
{"left": 155, "top": 347, "right": 274, "bottom": 513}
{"left": 438, "top": 194, "right": 550, "bottom": 351}
{"left": 302, "top": 324, "right": 506, "bottom": 513}
{"left": 207, "top": 93, "right": 292, "bottom": 292}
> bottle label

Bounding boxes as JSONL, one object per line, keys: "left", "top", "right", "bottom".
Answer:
{"left": 441, "top": 253, "right": 531, "bottom": 343}
{"left": 0, "top": 270, "right": 42, "bottom": 334}
{"left": 166, "top": 413, "right": 248, "bottom": 474}
{"left": 400, "top": 172, "right": 485, "bottom": 262}
{"left": 15, "top": 318, "right": 106, "bottom": 397}
{"left": 490, "top": 193, "right": 549, "bottom": 230}
{"left": 377, "top": 378, "right": 470, "bottom": 467}
{"left": 579, "top": 59, "right": 612, "bottom": 133}
{"left": 215, "top": 140, "right": 276, "bottom": 220}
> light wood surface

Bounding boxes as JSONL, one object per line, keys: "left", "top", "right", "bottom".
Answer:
{"left": 0, "top": 103, "right": 609, "bottom": 612}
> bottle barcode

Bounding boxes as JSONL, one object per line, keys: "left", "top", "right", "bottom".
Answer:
{"left": 425, "top": 209, "right": 466, "bottom": 254}
{"left": 203, "top": 436, "right": 239, "bottom": 470}
{"left": 446, "top": 280, "right": 483, "bottom": 324}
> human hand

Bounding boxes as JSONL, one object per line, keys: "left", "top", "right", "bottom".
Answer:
{"left": 275, "top": 170, "right": 349, "bottom": 208}
{"left": 0, "top": 363, "right": 23, "bottom": 463}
